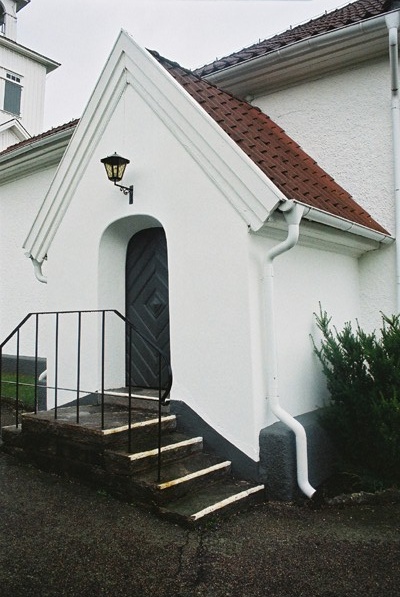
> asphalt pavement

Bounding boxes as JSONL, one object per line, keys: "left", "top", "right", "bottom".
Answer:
{"left": 0, "top": 450, "right": 399, "bottom": 597}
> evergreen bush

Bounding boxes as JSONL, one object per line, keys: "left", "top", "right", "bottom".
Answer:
{"left": 313, "top": 309, "right": 400, "bottom": 485}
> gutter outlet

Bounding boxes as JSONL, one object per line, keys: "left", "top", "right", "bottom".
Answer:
{"left": 264, "top": 200, "right": 316, "bottom": 499}
{"left": 31, "top": 258, "right": 47, "bottom": 284}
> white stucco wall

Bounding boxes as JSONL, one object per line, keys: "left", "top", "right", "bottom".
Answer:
{"left": 248, "top": 230, "right": 360, "bottom": 429}
{"left": 0, "top": 166, "right": 53, "bottom": 354}
{"left": 253, "top": 58, "right": 397, "bottom": 327}
{"left": 46, "top": 83, "right": 262, "bottom": 459}
{"left": 275, "top": 243, "right": 360, "bottom": 416}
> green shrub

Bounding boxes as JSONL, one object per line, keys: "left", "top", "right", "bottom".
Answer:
{"left": 313, "top": 309, "right": 400, "bottom": 485}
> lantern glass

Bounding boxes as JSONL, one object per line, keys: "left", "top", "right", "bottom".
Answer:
{"left": 101, "top": 152, "right": 130, "bottom": 183}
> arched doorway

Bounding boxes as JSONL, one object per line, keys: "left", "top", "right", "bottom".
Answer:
{"left": 126, "top": 227, "right": 170, "bottom": 388}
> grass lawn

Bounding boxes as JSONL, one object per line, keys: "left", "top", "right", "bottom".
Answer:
{"left": 0, "top": 373, "right": 36, "bottom": 408}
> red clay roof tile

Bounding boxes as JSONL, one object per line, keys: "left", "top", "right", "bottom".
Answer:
{"left": 194, "top": 0, "right": 391, "bottom": 77}
{"left": 154, "top": 51, "right": 387, "bottom": 234}
{"left": 0, "top": 119, "right": 78, "bottom": 158}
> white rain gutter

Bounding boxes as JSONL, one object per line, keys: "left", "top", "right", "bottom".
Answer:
{"left": 205, "top": 13, "right": 390, "bottom": 91}
{"left": 264, "top": 199, "right": 316, "bottom": 499}
{"left": 31, "top": 258, "right": 47, "bottom": 284}
{"left": 298, "top": 202, "right": 393, "bottom": 245}
{"left": 386, "top": 11, "right": 400, "bottom": 311}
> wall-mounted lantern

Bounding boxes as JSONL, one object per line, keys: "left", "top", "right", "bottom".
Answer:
{"left": 100, "top": 152, "right": 134, "bottom": 204}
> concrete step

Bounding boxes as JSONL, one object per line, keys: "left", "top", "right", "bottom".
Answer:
{"left": 159, "top": 481, "right": 265, "bottom": 524}
{"left": 1, "top": 402, "right": 265, "bottom": 524}
{"left": 135, "top": 453, "right": 231, "bottom": 502}
{"left": 102, "top": 388, "right": 170, "bottom": 413}
{"left": 20, "top": 406, "right": 177, "bottom": 449}
{"left": 105, "top": 434, "right": 203, "bottom": 474}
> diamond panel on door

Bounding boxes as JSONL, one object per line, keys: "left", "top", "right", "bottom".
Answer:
{"left": 126, "top": 228, "right": 170, "bottom": 388}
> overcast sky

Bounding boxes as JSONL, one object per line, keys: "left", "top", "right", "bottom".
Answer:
{"left": 18, "top": 0, "right": 345, "bottom": 130}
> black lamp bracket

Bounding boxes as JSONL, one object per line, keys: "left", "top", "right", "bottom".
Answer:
{"left": 114, "top": 182, "right": 134, "bottom": 204}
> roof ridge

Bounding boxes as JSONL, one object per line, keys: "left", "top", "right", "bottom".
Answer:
{"left": 152, "top": 49, "right": 269, "bottom": 114}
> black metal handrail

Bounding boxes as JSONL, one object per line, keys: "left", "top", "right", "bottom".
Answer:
{"left": 0, "top": 309, "right": 173, "bottom": 481}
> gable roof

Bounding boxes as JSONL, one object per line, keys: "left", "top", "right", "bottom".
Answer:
{"left": 23, "top": 31, "right": 390, "bottom": 264}
{"left": 155, "top": 52, "right": 387, "bottom": 235}
{"left": 194, "top": 0, "right": 391, "bottom": 78}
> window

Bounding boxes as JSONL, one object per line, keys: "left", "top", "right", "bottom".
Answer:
{"left": 6, "top": 73, "right": 21, "bottom": 84}
{"left": 3, "top": 73, "right": 22, "bottom": 115}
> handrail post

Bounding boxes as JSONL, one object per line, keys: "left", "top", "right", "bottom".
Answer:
{"left": 157, "top": 353, "right": 162, "bottom": 484}
{"left": 34, "top": 314, "right": 39, "bottom": 413}
{"left": 0, "top": 346, "right": 3, "bottom": 430}
{"left": 76, "top": 312, "right": 81, "bottom": 424}
{"left": 128, "top": 325, "right": 132, "bottom": 453}
{"left": 54, "top": 313, "right": 59, "bottom": 419}
{"left": 101, "top": 311, "right": 105, "bottom": 430}
{"left": 15, "top": 330, "right": 20, "bottom": 428}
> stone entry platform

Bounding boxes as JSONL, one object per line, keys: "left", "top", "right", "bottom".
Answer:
{"left": 1, "top": 399, "right": 264, "bottom": 524}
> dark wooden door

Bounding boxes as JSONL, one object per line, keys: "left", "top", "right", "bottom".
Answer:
{"left": 126, "top": 228, "right": 170, "bottom": 388}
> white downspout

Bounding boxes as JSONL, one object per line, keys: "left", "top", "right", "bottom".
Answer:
{"left": 31, "top": 258, "right": 47, "bottom": 284}
{"left": 264, "top": 199, "right": 316, "bottom": 499}
{"left": 386, "top": 12, "right": 400, "bottom": 312}
{"left": 38, "top": 370, "right": 47, "bottom": 382}
{"left": 31, "top": 258, "right": 47, "bottom": 382}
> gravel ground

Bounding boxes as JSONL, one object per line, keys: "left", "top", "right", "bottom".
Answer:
{"left": 0, "top": 447, "right": 399, "bottom": 597}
